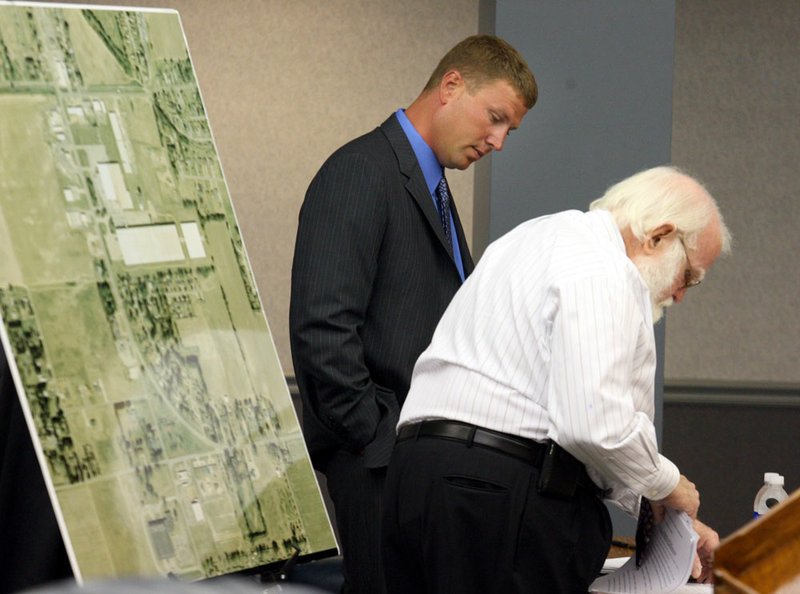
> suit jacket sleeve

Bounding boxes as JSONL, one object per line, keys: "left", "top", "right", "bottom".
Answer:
{"left": 290, "top": 150, "right": 390, "bottom": 453}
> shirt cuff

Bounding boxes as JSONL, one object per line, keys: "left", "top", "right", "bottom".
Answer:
{"left": 643, "top": 454, "right": 681, "bottom": 500}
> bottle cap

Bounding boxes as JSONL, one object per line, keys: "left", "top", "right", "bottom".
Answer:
{"left": 764, "top": 472, "right": 784, "bottom": 485}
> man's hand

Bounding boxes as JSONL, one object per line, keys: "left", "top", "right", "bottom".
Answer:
{"left": 690, "top": 519, "right": 719, "bottom": 583}
{"left": 652, "top": 474, "right": 700, "bottom": 521}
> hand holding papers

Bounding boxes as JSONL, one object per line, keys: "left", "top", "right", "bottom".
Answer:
{"left": 590, "top": 508, "right": 700, "bottom": 594}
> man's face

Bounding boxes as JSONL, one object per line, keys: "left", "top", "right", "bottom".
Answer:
{"left": 634, "top": 229, "right": 721, "bottom": 324}
{"left": 431, "top": 76, "right": 529, "bottom": 170}
{"left": 633, "top": 239, "right": 686, "bottom": 324}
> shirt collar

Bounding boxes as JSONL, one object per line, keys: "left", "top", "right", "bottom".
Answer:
{"left": 395, "top": 108, "right": 443, "bottom": 195}
{"left": 592, "top": 209, "right": 626, "bottom": 254}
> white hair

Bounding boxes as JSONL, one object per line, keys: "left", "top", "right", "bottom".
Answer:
{"left": 589, "top": 166, "right": 732, "bottom": 253}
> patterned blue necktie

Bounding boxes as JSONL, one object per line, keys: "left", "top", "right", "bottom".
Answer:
{"left": 435, "top": 176, "right": 453, "bottom": 254}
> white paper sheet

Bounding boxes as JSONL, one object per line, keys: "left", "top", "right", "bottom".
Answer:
{"left": 590, "top": 508, "right": 699, "bottom": 594}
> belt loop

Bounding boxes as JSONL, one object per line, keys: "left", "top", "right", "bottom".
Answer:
{"left": 465, "top": 426, "right": 477, "bottom": 448}
{"left": 413, "top": 421, "right": 423, "bottom": 441}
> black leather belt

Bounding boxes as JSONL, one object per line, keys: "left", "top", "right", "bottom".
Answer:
{"left": 396, "top": 419, "right": 547, "bottom": 466}
{"left": 396, "top": 420, "right": 601, "bottom": 497}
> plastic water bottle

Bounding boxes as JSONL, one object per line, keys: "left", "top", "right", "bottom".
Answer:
{"left": 753, "top": 472, "right": 789, "bottom": 518}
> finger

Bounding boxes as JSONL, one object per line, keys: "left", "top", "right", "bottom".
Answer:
{"left": 691, "top": 554, "right": 702, "bottom": 579}
{"left": 651, "top": 504, "right": 666, "bottom": 524}
{"left": 699, "top": 561, "right": 714, "bottom": 584}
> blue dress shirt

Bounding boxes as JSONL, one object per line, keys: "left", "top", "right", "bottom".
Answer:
{"left": 395, "top": 108, "right": 465, "bottom": 281}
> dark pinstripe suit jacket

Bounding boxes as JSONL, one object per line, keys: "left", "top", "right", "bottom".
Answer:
{"left": 290, "top": 113, "right": 474, "bottom": 469}
{"left": 0, "top": 348, "right": 72, "bottom": 590}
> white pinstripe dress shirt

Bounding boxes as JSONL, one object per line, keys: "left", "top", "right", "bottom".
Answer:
{"left": 398, "top": 209, "right": 680, "bottom": 515}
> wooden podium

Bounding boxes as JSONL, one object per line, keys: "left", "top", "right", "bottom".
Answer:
{"left": 714, "top": 488, "right": 800, "bottom": 593}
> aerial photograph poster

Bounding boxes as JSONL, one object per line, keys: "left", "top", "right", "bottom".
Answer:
{"left": 0, "top": 2, "right": 337, "bottom": 582}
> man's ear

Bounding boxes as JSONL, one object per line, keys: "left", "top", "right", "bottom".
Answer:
{"left": 643, "top": 223, "right": 677, "bottom": 254}
{"left": 439, "top": 69, "right": 465, "bottom": 104}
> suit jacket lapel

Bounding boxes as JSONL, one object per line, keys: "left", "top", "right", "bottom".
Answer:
{"left": 380, "top": 114, "right": 473, "bottom": 275}
{"left": 450, "top": 199, "right": 475, "bottom": 277}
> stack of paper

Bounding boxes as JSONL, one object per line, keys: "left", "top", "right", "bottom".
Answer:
{"left": 590, "top": 508, "right": 711, "bottom": 594}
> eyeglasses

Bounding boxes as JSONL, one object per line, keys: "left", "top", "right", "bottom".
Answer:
{"left": 678, "top": 235, "right": 703, "bottom": 290}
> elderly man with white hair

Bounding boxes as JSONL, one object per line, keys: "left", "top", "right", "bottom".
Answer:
{"left": 381, "top": 166, "right": 731, "bottom": 594}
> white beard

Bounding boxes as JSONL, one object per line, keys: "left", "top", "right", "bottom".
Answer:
{"left": 633, "top": 241, "right": 685, "bottom": 324}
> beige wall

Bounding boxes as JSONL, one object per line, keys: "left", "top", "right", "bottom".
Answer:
{"left": 40, "top": 0, "right": 479, "bottom": 373}
{"left": 668, "top": 0, "right": 800, "bottom": 383}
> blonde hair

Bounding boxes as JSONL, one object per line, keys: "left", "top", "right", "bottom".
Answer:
{"left": 424, "top": 35, "right": 538, "bottom": 109}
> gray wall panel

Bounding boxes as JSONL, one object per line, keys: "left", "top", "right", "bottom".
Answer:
{"left": 487, "top": 1, "right": 675, "bottom": 241}
{"left": 663, "top": 385, "right": 800, "bottom": 537}
{"left": 491, "top": 1, "right": 676, "bottom": 537}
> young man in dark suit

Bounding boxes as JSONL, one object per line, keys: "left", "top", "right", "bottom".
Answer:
{"left": 289, "top": 35, "right": 537, "bottom": 593}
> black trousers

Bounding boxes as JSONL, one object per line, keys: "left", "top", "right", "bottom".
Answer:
{"left": 382, "top": 435, "right": 611, "bottom": 594}
{"left": 318, "top": 449, "right": 388, "bottom": 594}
